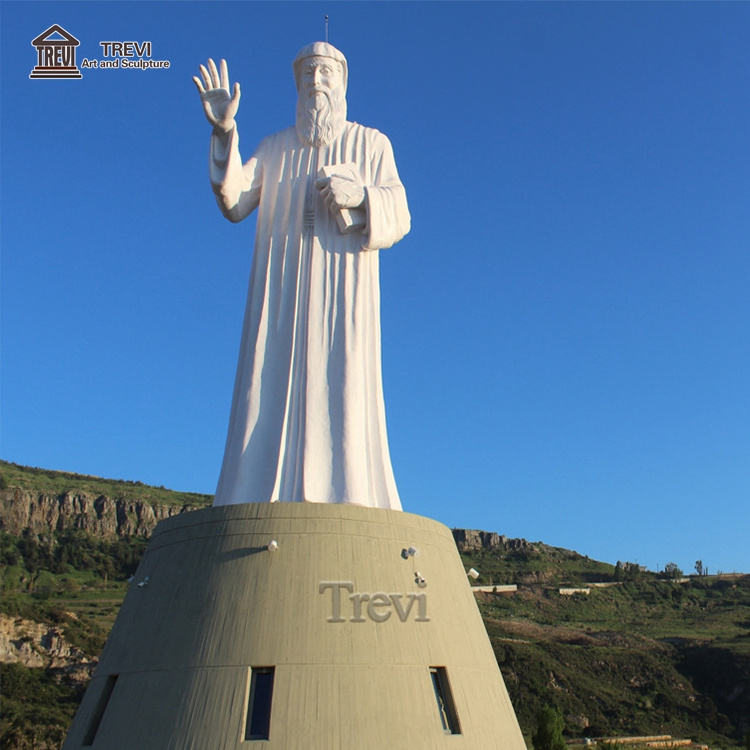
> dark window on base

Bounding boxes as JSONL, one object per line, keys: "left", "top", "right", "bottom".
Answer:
{"left": 245, "top": 667, "right": 275, "bottom": 741}
{"left": 83, "top": 674, "right": 118, "bottom": 746}
{"left": 430, "top": 666, "right": 461, "bottom": 735}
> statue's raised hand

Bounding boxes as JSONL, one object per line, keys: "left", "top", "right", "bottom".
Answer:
{"left": 193, "top": 58, "right": 241, "bottom": 134}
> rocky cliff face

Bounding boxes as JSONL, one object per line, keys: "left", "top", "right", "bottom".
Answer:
{"left": 0, "top": 612, "right": 95, "bottom": 685}
{"left": 0, "top": 489, "right": 198, "bottom": 538}
{"left": 3, "top": 490, "right": 526, "bottom": 553}
{"left": 451, "top": 528, "right": 534, "bottom": 554}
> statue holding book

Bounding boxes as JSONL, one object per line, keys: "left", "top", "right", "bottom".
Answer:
{"left": 194, "top": 43, "right": 410, "bottom": 509}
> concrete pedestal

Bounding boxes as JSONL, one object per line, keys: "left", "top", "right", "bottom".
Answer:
{"left": 62, "top": 503, "right": 526, "bottom": 749}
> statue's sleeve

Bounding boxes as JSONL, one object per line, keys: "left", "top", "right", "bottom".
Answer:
{"left": 209, "top": 127, "right": 263, "bottom": 223}
{"left": 362, "top": 134, "right": 411, "bottom": 251}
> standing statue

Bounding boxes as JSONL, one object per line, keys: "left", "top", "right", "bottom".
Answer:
{"left": 194, "top": 43, "right": 410, "bottom": 509}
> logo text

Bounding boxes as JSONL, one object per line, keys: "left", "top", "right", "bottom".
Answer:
{"left": 319, "top": 581, "right": 429, "bottom": 623}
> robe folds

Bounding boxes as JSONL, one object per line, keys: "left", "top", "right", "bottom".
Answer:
{"left": 210, "top": 122, "right": 410, "bottom": 509}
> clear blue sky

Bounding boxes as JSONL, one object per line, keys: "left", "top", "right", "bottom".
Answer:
{"left": 2, "top": 2, "right": 749, "bottom": 576}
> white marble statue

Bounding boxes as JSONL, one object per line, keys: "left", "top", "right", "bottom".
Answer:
{"left": 194, "top": 43, "right": 410, "bottom": 509}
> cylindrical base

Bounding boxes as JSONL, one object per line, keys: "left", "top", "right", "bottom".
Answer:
{"left": 63, "top": 503, "right": 526, "bottom": 749}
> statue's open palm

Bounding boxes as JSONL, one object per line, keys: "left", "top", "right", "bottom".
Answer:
{"left": 193, "top": 58, "right": 241, "bottom": 133}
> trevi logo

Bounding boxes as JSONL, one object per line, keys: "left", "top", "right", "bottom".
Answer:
{"left": 30, "top": 25, "right": 82, "bottom": 79}
{"left": 30, "top": 25, "right": 171, "bottom": 80}
{"left": 319, "top": 581, "right": 430, "bottom": 624}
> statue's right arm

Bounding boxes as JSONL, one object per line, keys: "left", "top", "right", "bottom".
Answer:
{"left": 208, "top": 128, "right": 262, "bottom": 223}
{"left": 194, "top": 59, "right": 261, "bottom": 223}
{"left": 193, "top": 58, "right": 240, "bottom": 138}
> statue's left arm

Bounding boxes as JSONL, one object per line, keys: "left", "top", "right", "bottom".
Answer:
{"left": 361, "top": 133, "right": 411, "bottom": 251}
{"left": 317, "top": 131, "right": 410, "bottom": 250}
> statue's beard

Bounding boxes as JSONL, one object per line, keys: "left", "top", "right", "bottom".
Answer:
{"left": 296, "top": 87, "right": 347, "bottom": 147}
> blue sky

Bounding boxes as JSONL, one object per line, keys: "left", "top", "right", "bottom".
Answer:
{"left": 2, "top": 1, "right": 749, "bottom": 576}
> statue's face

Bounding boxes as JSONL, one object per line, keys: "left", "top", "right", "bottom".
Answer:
{"left": 295, "top": 54, "right": 347, "bottom": 147}
{"left": 298, "top": 56, "right": 344, "bottom": 99}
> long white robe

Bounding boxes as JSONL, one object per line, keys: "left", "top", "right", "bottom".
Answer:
{"left": 210, "top": 122, "right": 410, "bottom": 509}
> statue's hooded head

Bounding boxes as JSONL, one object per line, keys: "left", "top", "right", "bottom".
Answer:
{"left": 293, "top": 42, "right": 348, "bottom": 147}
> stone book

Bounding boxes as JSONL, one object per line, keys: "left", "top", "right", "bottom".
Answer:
{"left": 317, "top": 163, "right": 367, "bottom": 233}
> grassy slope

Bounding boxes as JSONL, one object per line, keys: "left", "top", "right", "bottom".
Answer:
{"left": 0, "top": 459, "right": 213, "bottom": 508}
{"left": 461, "top": 547, "right": 750, "bottom": 748}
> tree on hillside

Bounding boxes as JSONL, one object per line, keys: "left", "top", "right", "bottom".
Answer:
{"left": 614, "top": 561, "right": 643, "bottom": 582}
{"left": 532, "top": 706, "right": 566, "bottom": 750}
{"left": 662, "top": 562, "right": 683, "bottom": 580}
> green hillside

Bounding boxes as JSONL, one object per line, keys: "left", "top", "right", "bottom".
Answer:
{"left": 0, "top": 462, "right": 748, "bottom": 749}
{"left": 0, "top": 459, "right": 213, "bottom": 508}
{"left": 459, "top": 548, "right": 750, "bottom": 748}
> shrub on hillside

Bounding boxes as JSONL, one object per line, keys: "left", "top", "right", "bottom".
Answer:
{"left": 533, "top": 706, "right": 566, "bottom": 750}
